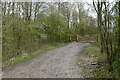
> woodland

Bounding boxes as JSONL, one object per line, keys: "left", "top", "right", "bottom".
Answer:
{"left": 2, "top": 0, "right": 120, "bottom": 78}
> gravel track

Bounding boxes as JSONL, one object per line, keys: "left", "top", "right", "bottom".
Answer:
{"left": 3, "top": 42, "right": 90, "bottom": 78}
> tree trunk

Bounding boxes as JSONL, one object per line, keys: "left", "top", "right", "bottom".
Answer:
{"left": 12, "top": 2, "right": 15, "bottom": 16}
{"left": 118, "top": 1, "right": 120, "bottom": 48}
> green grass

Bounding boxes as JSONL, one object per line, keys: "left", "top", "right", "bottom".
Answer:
{"left": 3, "top": 43, "right": 66, "bottom": 67}
{"left": 85, "top": 45, "right": 120, "bottom": 79}
{"left": 96, "top": 67, "right": 115, "bottom": 78}
{"left": 85, "top": 44, "right": 106, "bottom": 60}
{"left": 84, "top": 44, "right": 113, "bottom": 78}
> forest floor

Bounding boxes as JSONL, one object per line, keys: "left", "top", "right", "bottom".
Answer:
{"left": 2, "top": 42, "right": 100, "bottom": 78}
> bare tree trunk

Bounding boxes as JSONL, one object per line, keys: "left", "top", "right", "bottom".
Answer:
{"left": 12, "top": 2, "right": 15, "bottom": 16}
{"left": 28, "top": 2, "right": 32, "bottom": 22}
{"left": 25, "top": 2, "right": 29, "bottom": 21}
{"left": 34, "top": 2, "right": 38, "bottom": 22}
{"left": 34, "top": 2, "right": 43, "bottom": 22}
{"left": 3, "top": 2, "right": 6, "bottom": 16}
{"left": 118, "top": 1, "right": 120, "bottom": 48}
{"left": 8, "top": 2, "right": 11, "bottom": 14}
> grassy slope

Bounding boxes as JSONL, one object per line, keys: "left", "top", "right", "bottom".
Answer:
{"left": 84, "top": 44, "right": 115, "bottom": 78}
{"left": 3, "top": 43, "right": 66, "bottom": 67}
{"left": 85, "top": 44, "right": 106, "bottom": 60}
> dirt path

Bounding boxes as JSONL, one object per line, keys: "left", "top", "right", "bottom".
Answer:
{"left": 3, "top": 42, "right": 90, "bottom": 78}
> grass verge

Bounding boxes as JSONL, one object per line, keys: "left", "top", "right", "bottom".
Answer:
{"left": 85, "top": 44, "right": 106, "bottom": 60}
{"left": 84, "top": 44, "right": 114, "bottom": 78}
{"left": 3, "top": 42, "right": 66, "bottom": 67}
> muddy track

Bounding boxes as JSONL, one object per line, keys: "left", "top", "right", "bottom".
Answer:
{"left": 3, "top": 42, "right": 90, "bottom": 78}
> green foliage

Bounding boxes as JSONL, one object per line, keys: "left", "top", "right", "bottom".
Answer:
{"left": 2, "top": 12, "right": 70, "bottom": 62}
{"left": 2, "top": 2, "right": 99, "bottom": 66}
{"left": 2, "top": 14, "right": 48, "bottom": 61}
{"left": 112, "top": 59, "right": 120, "bottom": 79}
{"left": 41, "top": 13, "right": 68, "bottom": 42}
